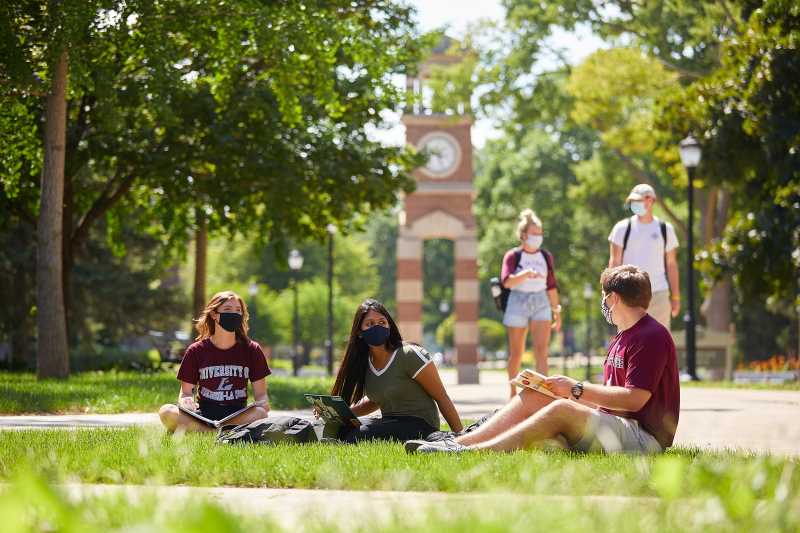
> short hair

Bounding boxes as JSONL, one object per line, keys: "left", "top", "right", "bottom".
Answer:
{"left": 600, "top": 265, "right": 652, "bottom": 309}
{"left": 517, "top": 209, "right": 543, "bottom": 240}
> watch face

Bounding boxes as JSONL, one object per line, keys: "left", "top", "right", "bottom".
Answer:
{"left": 419, "top": 133, "right": 460, "bottom": 177}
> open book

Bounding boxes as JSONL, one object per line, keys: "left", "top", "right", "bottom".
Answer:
{"left": 178, "top": 403, "right": 259, "bottom": 429}
{"left": 304, "top": 394, "right": 361, "bottom": 428}
{"left": 510, "top": 369, "right": 561, "bottom": 400}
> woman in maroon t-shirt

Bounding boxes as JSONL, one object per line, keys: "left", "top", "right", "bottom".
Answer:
{"left": 158, "top": 290, "right": 271, "bottom": 433}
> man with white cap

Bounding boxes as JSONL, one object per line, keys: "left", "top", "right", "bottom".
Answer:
{"left": 608, "top": 184, "right": 680, "bottom": 329}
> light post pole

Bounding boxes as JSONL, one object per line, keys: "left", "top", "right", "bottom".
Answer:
{"left": 248, "top": 282, "right": 258, "bottom": 333}
{"left": 679, "top": 135, "right": 702, "bottom": 381}
{"left": 561, "top": 296, "right": 570, "bottom": 374}
{"left": 288, "top": 249, "right": 304, "bottom": 377}
{"left": 326, "top": 224, "right": 337, "bottom": 377}
{"left": 583, "top": 283, "right": 594, "bottom": 382}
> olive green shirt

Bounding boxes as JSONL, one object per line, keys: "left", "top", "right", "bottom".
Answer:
{"left": 364, "top": 343, "right": 440, "bottom": 430}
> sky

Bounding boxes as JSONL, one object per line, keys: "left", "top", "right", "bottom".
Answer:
{"left": 372, "top": 0, "right": 605, "bottom": 148}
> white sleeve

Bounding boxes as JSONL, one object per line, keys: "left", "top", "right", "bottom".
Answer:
{"left": 665, "top": 223, "right": 679, "bottom": 252}
{"left": 608, "top": 220, "right": 626, "bottom": 246}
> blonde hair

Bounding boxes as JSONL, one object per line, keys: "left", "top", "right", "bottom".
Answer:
{"left": 517, "top": 209, "right": 543, "bottom": 240}
{"left": 195, "top": 290, "right": 251, "bottom": 343}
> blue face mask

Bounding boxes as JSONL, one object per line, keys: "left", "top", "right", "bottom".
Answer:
{"left": 630, "top": 201, "right": 646, "bottom": 216}
{"left": 360, "top": 324, "right": 390, "bottom": 347}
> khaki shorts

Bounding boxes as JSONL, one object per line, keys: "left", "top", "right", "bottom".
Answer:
{"left": 572, "top": 409, "right": 663, "bottom": 454}
{"left": 648, "top": 290, "right": 671, "bottom": 329}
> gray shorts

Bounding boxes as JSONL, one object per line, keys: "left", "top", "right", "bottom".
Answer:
{"left": 503, "top": 290, "right": 551, "bottom": 327}
{"left": 572, "top": 409, "right": 663, "bottom": 454}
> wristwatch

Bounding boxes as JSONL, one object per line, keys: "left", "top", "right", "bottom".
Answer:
{"left": 571, "top": 381, "right": 584, "bottom": 400}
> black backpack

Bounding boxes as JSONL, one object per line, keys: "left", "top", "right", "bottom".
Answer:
{"left": 491, "top": 248, "right": 554, "bottom": 312}
{"left": 216, "top": 416, "right": 318, "bottom": 445}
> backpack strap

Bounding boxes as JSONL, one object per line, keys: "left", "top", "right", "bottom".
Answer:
{"left": 541, "top": 248, "right": 554, "bottom": 273}
{"left": 660, "top": 219, "right": 668, "bottom": 281}
{"left": 622, "top": 216, "right": 634, "bottom": 253}
{"left": 514, "top": 248, "right": 523, "bottom": 267}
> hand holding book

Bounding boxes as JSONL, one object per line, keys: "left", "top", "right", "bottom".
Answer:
{"left": 510, "top": 369, "right": 562, "bottom": 400}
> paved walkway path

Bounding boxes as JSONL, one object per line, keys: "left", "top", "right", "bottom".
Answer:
{"left": 48, "top": 483, "right": 657, "bottom": 529}
{"left": 1, "top": 370, "right": 798, "bottom": 455}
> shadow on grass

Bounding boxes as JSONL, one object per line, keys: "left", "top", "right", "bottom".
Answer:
{"left": 0, "top": 371, "right": 333, "bottom": 414}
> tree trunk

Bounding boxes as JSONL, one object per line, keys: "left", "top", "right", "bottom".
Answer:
{"left": 700, "top": 188, "right": 733, "bottom": 332}
{"left": 191, "top": 211, "right": 208, "bottom": 336}
{"left": 36, "top": 50, "right": 70, "bottom": 379}
{"left": 63, "top": 151, "right": 74, "bottom": 346}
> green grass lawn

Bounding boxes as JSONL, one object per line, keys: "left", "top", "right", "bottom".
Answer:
{"left": 0, "top": 428, "right": 797, "bottom": 532}
{"left": 2, "top": 367, "right": 797, "bottom": 416}
{"left": 0, "top": 371, "right": 333, "bottom": 414}
{"left": 3, "top": 472, "right": 797, "bottom": 533}
{"left": 1, "top": 427, "right": 797, "bottom": 497}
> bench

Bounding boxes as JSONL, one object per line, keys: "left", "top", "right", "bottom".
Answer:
{"left": 672, "top": 325, "right": 736, "bottom": 381}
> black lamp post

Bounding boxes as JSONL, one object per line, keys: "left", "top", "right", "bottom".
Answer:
{"left": 561, "top": 295, "right": 570, "bottom": 374}
{"left": 679, "top": 135, "right": 702, "bottom": 381}
{"left": 583, "top": 283, "right": 594, "bottom": 382}
{"left": 288, "top": 249, "right": 304, "bottom": 377}
{"left": 326, "top": 224, "right": 337, "bottom": 377}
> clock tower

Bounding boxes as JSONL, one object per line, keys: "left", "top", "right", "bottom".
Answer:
{"left": 396, "top": 39, "right": 480, "bottom": 384}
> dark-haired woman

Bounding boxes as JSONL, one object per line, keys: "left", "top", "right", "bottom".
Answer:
{"left": 331, "top": 299, "right": 463, "bottom": 443}
{"left": 158, "top": 290, "right": 270, "bottom": 433}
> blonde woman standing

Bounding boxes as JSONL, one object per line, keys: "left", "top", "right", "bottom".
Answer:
{"left": 500, "top": 209, "right": 562, "bottom": 397}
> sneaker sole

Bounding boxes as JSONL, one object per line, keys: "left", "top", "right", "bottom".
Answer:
{"left": 404, "top": 440, "right": 428, "bottom": 454}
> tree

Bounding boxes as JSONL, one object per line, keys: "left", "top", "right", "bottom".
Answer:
{"left": 1, "top": 1, "right": 426, "bottom": 375}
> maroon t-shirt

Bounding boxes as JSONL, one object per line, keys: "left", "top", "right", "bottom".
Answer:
{"left": 600, "top": 314, "right": 680, "bottom": 448}
{"left": 177, "top": 338, "right": 270, "bottom": 407}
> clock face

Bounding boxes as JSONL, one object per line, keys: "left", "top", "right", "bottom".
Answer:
{"left": 419, "top": 132, "right": 460, "bottom": 177}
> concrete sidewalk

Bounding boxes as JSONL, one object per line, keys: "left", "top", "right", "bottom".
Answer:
{"left": 1, "top": 369, "right": 798, "bottom": 455}
{"left": 49, "top": 483, "right": 659, "bottom": 529}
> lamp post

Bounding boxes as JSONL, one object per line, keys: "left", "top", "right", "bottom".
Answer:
{"left": 679, "top": 135, "right": 702, "bottom": 381}
{"left": 583, "top": 283, "right": 594, "bottom": 382}
{"left": 561, "top": 296, "right": 570, "bottom": 374}
{"left": 248, "top": 282, "right": 258, "bottom": 333}
{"left": 326, "top": 224, "right": 337, "bottom": 377}
{"left": 288, "top": 249, "right": 304, "bottom": 377}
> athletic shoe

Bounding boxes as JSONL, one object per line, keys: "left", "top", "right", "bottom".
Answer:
{"left": 403, "top": 439, "right": 429, "bottom": 453}
{"left": 416, "top": 438, "right": 469, "bottom": 454}
{"left": 406, "top": 436, "right": 468, "bottom": 454}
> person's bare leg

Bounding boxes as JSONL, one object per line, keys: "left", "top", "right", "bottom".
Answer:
{"left": 530, "top": 320, "right": 551, "bottom": 376}
{"left": 158, "top": 404, "right": 213, "bottom": 433}
{"left": 456, "top": 389, "right": 554, "bottom": 446}
{"left": 506, "top": 326, "right": 528, "bottom": 397}
{"left": 473, "top": 399, "right": 593, "bottom": 452}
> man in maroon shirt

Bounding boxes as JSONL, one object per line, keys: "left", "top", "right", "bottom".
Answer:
{"left": 408, "top": 264, "right": 680, "bottom": 454}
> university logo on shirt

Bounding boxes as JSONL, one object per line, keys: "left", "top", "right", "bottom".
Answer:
{"left": 198, "top": 364, "right": 248, "bottom": 402}
{"left": 605, "top": 344, "right": 625, "bottom": 370}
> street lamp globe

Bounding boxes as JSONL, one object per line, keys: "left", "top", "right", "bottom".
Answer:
{"left": 248, "top": 283, "right": 259, "bottom": 297}
{"left": 439, "top": 300, "right": 450, "bottom": 314}
{"left": 288, "top": 249, "right": 304, "bottom": 271}
{"left": 678, "top": 135, "right": 702, "bottom": 169}
{"left": 326, "top": 223, "right": 337, "bottom": 235}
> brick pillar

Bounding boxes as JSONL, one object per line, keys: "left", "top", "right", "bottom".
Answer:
{"left": 454, "top": 236, "right": 479, "bottom": 384}
{"left": 396, "top": 233, "right": 423, "bottom": 342}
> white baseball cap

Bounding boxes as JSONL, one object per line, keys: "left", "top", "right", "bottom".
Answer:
{"left": 626, "top": 183, "right": 657, "bottom": 202}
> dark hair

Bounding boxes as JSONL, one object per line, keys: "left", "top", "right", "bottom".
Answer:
{"left": 331, "top": 298, "right": 403, "bottom": 405}
{"left": 600, "top": 265, "right": 652, "bottom": 309}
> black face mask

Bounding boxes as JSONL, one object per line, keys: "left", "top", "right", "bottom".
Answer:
{"left": 218, "top": 312, "right": 243, "bottom": 333}
{"left": 360, "top": 324, "right": 390, "bottom": 347}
